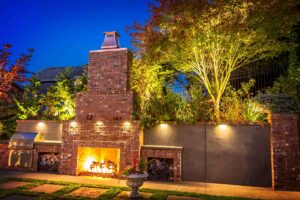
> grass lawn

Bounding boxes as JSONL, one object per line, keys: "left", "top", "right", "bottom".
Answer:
{"left": 0, "top": 177, "right": 261, "bottom": 200}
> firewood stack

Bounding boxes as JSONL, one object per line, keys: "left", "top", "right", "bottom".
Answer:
{"left": 38, "top": 153, "right": 59, "bottom": 172}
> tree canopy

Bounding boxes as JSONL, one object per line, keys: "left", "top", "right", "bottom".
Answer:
{"left": 130, "top": 0, "right": 300, "bottom": 121}
{"left": 0, "top": 44, "right": 33, "bottom": 101}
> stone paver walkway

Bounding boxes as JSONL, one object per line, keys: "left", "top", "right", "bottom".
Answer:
{"left": 68, "top": 187, "right": 108, "bottom": 198}
{"left": 1, "top": 170, "right": 300, "bottom": 200}
{"left": 0, "top": 181, "right": 29, "bottom": 189}
{"left": 28, "top": 184, "right": 65, "bottom": 194}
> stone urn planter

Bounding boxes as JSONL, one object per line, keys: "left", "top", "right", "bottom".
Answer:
{"left": 126, "top": 173, "right": 149, "bottom": 199}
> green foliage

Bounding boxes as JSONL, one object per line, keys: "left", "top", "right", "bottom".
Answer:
{"left": 14, "top": 76, "right": 42, "bottom": 120}
{"left": 241, "top": 100, "right": 266, "bottom": 123}
{"left": 0, "top": 115, "right": 17, "bottom": 140}
{"left": 0, "top": 100, "right": 18, "bottom": 139}
{"left": 74, "top": 66, "right": 88, "bottom": 93}
{"left": 42, "top": 68, "right": 76, "bottom": 120}
{"left": 130, "top": 0, "right": 299, "bottom": 122}
{"left": 138, "top": 86, "right": 211, "bottom": 128}
{"left": 254, "top": 93, "right": 298, "bottom": 114}
{"left": 139, "top": 89, "right": 179, "bottom": 128}
{"left": 221, "top": 80, "right": 266, "bottom": 123}
{"left": 138, "top": 157, "right": 148, "bottom": 172}
{"left": 269, "top": 49, "right": 300, "bottom": 108}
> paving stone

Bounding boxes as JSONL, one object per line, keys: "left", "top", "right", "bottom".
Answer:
{"left": 1, "top": 195, "right": 37, "bottom": 200}
{"left": 68, "top": 187, "right": 108, "bottom": 198}
{"left": 0, "top": 181, "right": 29, "bottom": 189}
{"left": 28, "top": 184, "right": 64, "bottom": 194}
{"left": 113, "top": 191, "right": 152, "bottom": 199}
{"left": 167, "top": 195, "right": 201, "bottom": 200}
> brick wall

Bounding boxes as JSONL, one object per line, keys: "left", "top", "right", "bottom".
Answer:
{"left": 140, "top": 146, "right": 182, "bottom": 181}
{"left": 269, "top": 113, "right": 300, "bottom": 191}
{"left": 76, "top": 48, "right": 133, "bottom": 121}
{"left": 59, "top": 47, "right": 140, "bottom": 176}
{"left": 59, "top": 120, "right": 140, "bottom": 175}
{"left": 0, "top": 142, "right": 8, "bottom": 169}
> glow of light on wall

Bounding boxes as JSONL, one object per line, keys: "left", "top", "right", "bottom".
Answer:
{"left": 70, "top": 121, "right": 77, "bottom": 128}
{"left": 96, "top": 121, "right": 103, "bottom": 126}
{"left": 37, "top": 122, "right": 45, "bottom": 127}
{"left": 215, "top": 124, "right": 233, "bottom": 139}
{"left": 160, "top": 123, "right": 168, "bottom": 129}
{"left": 218, "top": 124, "right": 227, "bottom": 130}
{"left": 123, "top": 122, "right": 131, "bottom": 130}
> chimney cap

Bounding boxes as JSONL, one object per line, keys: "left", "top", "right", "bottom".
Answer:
{"left": 101, "top": 31, "right": 120, "bottom": 49}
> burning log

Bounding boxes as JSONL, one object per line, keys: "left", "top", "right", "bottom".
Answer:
{"left": 82, "top": 159, "right": 118, "bottom": 177}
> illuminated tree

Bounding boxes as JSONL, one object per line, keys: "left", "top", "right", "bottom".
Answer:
{"left": 0, "top": 43, "right": 32, "bottom": 138}
{"left": 131, "top": 0, "right": 299, "bottom": 121}
{"left": 42, "top": 68, "right": 76, "bottom": 120}
{"left": 0, "top": 44, "right": 33, "bottom": 101}
{"left": 15, "top": 76, "right": 42, "bottom": 119}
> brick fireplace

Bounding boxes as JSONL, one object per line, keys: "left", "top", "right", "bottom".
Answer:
{"left": 59, "top": 32, "right": 140, "bottom": 176}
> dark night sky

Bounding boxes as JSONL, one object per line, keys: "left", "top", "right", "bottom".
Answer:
{"left": 0, "top": 0, "right": 151, "bottom": 73}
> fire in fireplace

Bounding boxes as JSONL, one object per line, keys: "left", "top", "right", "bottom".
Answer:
{"left": 77, "top": 147, "right": 120, "bottom": 177}
{"left": 84, "top": 158, "right": 117, "bottom": 175}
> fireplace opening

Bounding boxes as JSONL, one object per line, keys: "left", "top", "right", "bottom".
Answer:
{"left": 147, "top": 157, "right": 174, "bottom": 181}
{"left": 77, "top": 147, "right": 120, "bottom": 177}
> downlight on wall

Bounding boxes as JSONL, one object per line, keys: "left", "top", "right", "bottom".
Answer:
{"left": 160, "top": 123, "right": 168, "bottom": 129}
{"left": 70, "top": 121, "right": 77, "bottom": 128}
{"left": 69, "top": 121, "right": 78, "bottom": 135}
{"left": 36, "top": 121, "right": 46, "bottom": 133}
{"left": 215, "top": 123, "right": 232, "bottom": 139}
{"left": 218, "top": 124, "right": 228, "bottom": 130}
{"left": 123, "top": 122, "right": 131, "bottom": 131}
{"left": 37, "top": 122, "right": 45, "bottom": 127}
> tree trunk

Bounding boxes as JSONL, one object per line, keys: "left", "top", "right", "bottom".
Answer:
{"left": 214, "top": 98, "right": 221, "bottom": 122}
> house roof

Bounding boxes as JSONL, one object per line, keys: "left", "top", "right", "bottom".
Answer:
{"left": 37, "top": 65, "right": 86, "bottom": 82}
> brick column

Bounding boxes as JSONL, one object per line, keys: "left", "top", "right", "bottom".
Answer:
{"left": 269, "top": 113, "right": 300, "bottom": 191}
{"left": 0, "top": 141, "right": 9, "bottom": 168}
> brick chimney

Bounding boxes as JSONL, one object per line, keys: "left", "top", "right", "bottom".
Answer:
{"left": 76, "top": 31, "right": 133, "bottom": 121}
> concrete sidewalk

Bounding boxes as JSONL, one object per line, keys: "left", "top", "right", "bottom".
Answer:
{"left": 0, "top": 170, "right": 299, "bottom": 200}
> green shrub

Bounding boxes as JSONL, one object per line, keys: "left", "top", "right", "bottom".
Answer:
{"left": 254, "top": 93, "right": 298, "bottom": 113}
{"left": 220, "top": 80, "right": 266, "bottom": 123}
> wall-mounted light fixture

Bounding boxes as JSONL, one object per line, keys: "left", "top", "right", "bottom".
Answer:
{"left": 160, "top": 123, "right": 168, "bottom": 129}
{"left": 123, "top": 122, "right": 131, "bottom": 131}
{"left": 37, "top": 122, "right": 45, "bottom": 127}
{"left": 218, "top": 124, "right": 227, "bottom": 130}
{"left": 36, "top": 121, "right": 46, "bottom": 134}
{"left": 120, "top": 121, "right": 132, "bottom": 133}
{"left": 69, "top": 121, "right": 78, "bottom": 135}
{"left": 70, "top": 121, "right": 77, "bottom": 128}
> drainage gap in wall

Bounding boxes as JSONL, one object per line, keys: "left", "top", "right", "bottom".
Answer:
{"left": 147, "top": 157, "right": 174, "bottom": 181}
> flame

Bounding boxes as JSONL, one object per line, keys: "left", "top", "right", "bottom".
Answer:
{"left": 83, "top": 157, "right": 114, "bottom": 174}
